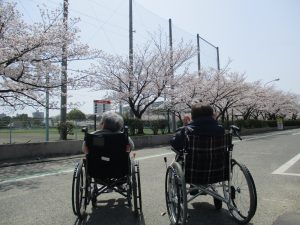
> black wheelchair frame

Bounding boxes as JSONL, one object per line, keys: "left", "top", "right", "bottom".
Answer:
{"left": 72, "top": 127, "right": 142, "bottom": 219}
{"left": 164, "top": 125, "right": 257, "bottom": 225}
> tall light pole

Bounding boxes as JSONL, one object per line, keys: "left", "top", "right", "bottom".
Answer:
{"left": 128, "top": 0, "right": 134, "bottom": 118}
{"left": 264, "top": 78, "right": 280, "bottom": 87}
{"left": 60, "top": 0, "right": 68, "bottom": 140}
{"left": 169, "top": 19, "right": 176, "bottom": 132}
{"left": 45, "top": 73, "right": 49, "bottom": 141}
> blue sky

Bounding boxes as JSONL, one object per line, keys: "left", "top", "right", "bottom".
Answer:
{"left": 138, "top": 0, "right": 299, "bottom": 91}
{"left": 13, "top": 0, "right": 300, "bottom": 116}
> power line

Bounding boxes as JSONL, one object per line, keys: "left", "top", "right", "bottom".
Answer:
{"left": 87, "top": 0, "right": 127, "bottom": 42}
{"left": 26, "top": 0, "right": 128, "bottom": 31}
{"left": 16, "top": 0, "right": 34, "bottom": 22}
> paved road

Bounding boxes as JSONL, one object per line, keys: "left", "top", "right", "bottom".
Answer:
{"left": 0, "top": 129, "right": 300, "bottom": 225}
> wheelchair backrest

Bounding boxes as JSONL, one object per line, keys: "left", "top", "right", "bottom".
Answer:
{"left": 185, "top": 133, "right": 230, "bottom": 185}
{"left": 85, "top": 131, "right": 130, "bottom": 179}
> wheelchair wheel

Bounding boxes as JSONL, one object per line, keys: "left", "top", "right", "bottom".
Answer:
{"left": 165, "top": 162, "right": 187, "bottom": 225}
{"left": 224, "top": 159, "right": 257, "bottom": 224}
{"left": 136, "top": 161, "right": 142, "bottom": 212}
{"left": 132, "top": 161, "right": 142, "bottom": 215}
{"left": 72, "top": 160, "right": 89, "bottom": 219}
{"left": 126, "top": 175, "right": 132, "bottom": 207}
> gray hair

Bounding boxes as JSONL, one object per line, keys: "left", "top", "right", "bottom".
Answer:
{"left": 100, "top": 111, "right": 124, "bottom": 132}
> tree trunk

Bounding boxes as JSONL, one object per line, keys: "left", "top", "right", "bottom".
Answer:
{"left": 136, "top": 118, "right": 144, "bottom": 135}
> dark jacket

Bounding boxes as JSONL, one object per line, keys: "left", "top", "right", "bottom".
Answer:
{"left": 170, "top": 117, "right": 224, "bottom": 151}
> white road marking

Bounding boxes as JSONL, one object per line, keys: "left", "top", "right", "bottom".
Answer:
{"left": 0, "top": 169, "right": 73, "bottom": 185}
{"left": 274, "top": 173, "right": 300, "bottom": 177}
{"left": 136, "top": 152, "right": 174, "bottom": 161}
{"left": 242, "top": 131, "right": 292, "bottom": 141}
{"left": 0, "top": 153, "right": 175, "bottom": 184}
{"left": 292, "top": 132, "right": 300, "bottom": 135}
{"left": 272, "top": 153, "right": 300, "bottom": 176}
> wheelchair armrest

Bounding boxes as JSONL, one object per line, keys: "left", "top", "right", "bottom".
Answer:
{"left": 171, "top": 147, "right": 183, "bottom": 155}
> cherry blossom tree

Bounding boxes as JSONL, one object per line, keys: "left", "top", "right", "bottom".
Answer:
{"left": 0, "top": 1, "right": 100, "bottom": 111}
{"left": 210, "top": 71, "right": 249, "bottom": 122}
{"left": 259, "top": 88, "right": 300, "bottom": 120}
{"left": 165, "top": 67, "right": 250, "bottom": 123}
{"left": 231, "top": 81, "right": 300, "bottom": 120}
{"left": 162, "top": 69, "right": 212, "bottom": 121}
{"left": 233, "top": 81, "right": 263, "bottom": 120}
{"left": 90, "top": 34, "right": 196, "bottom": 123}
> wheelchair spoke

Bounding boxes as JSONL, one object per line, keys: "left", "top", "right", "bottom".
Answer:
{"left": 165, "top": 162, "right": 187, "bottom": 225}
{"left": 225, "top": 159, "right": 257, "bottom": 224}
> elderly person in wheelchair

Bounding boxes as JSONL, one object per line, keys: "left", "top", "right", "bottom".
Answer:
{"left": 170, "top": 102, "right": 224, "bottom": 151}
{"left": 82, "top": 111, "right": 134, "bottom": 153}
{"left": 72, "top": 112, "right": 142, "bottom": 219}
{"left": 165, "top": 101, "right": 257, "bottom": 225}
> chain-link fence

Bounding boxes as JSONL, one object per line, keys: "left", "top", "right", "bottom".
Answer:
{"left": 0, "top": 118, "right": 95, "bottom": 144}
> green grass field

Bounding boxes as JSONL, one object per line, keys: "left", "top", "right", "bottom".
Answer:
{"left": 0, "top": 127, "right": 167, "bottom": 144}
{"left": 0, "top": 128, "right": 84, "bottom": 144}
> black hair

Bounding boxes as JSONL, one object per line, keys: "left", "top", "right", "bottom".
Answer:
{"left": 191, "top": 102, "right": 214, "bottom": 120}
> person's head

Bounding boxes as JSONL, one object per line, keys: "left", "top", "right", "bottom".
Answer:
{"left": 99, "top": 111, "right": 124, "bottom": 132}
{"left": 191, "top": 101, "right": 214, "bottom": 120}
{"left": 183, "top": 114, "right": 191, "bottom": 125}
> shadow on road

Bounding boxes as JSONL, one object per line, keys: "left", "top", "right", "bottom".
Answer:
{"left": 73, "top": 198, "right": 145, "bottom": 225}
{"left": 186, "top": 202, "right": 254, "bottom": 225}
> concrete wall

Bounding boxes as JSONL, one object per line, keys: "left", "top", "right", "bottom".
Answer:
{"left": 0, "top": 134, "right": 173, "bottom": 162}
{"left": 0, "top": 140, "right": 82, "bottom": 162}
{"left": 131, "top": 134, "right": 173, "bottom": 149}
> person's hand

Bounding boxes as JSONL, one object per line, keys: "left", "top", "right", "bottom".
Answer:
{"left": 82, "top": 141, "right": 89, "bottom": 153}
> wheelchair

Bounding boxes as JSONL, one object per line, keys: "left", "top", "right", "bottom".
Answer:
{"left": 72, "top": 127, "right": 142, "bottom": 219}
{"left": 164, "top": 125, "right": 257, "bottom": 225}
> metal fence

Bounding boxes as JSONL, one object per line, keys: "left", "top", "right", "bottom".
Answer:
{"left": 0, "top": 118, "right": 94, "bottom": 144}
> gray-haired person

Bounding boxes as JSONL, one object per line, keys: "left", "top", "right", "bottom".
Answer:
{"left": 82, "top": 111, "right": 134, "bottom": 153}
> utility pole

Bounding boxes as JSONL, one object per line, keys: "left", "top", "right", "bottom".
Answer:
{"left": 119, "top": 82, "right": 123, "bottom": 114}
{"left": 169, "top": 19, "right": 176, "bottom": 132}
{"left": 216, "top": 46, "right": 220, "bottom": 71}
{"left": 45, "top": 73, "right": 49, "bottom": 141}
{"left": 128, "top": 0, "right": 134, "bottom": 118}
{"left": 197, "top": 34, "right": 201, "bottom": 76}
{"left": 60, "top": 0, "right": 68, "bottom": 140}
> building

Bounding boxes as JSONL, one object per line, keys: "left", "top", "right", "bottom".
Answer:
{"left": 32, "top": 111, "right": 44, "bottom": 119}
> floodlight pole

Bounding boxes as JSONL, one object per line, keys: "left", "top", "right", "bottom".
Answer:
{"left": 197, "top": 34, "right": 201, "bottom": 76}
{"left": 45, "top": 73, "right": 49, "bottom": 141}
{"left": 60, "top": 0, "right": 68, "bottom": 140}
{"left": 169, "top": 19, "right": 176, "bottom": 132}
{"left": 216, "top": 47, "right": 220, "bottom": 71}
{"left": 128, "top": 0, "right": 134, "bottom": 118}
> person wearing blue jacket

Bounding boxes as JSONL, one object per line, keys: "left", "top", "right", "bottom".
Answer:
{"left": 170, "top": 101, "right": 224, "bottom": 152}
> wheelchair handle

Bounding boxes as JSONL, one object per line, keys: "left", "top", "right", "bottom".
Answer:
{"left": 229, "top": 125, "right": 242, "bottom": 140}
{"left": 81, "top": 127, "right": 88, "bottom": 134}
